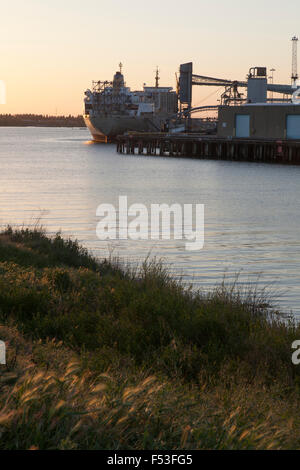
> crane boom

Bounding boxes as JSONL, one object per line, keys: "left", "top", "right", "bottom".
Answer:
{"left": 191, "top": 74, "right": 293, "bottom": 94}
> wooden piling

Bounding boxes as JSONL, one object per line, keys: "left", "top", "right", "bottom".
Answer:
{"left": 116, "top": 133, "right": 300, "bottom": 165}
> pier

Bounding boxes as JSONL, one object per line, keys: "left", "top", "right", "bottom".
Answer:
{"left": 116, "top": 133, "right": 300, "bottom": 165}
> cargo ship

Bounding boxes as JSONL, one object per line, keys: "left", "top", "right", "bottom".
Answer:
{"left": 83, "top": 64, "right": 178, "bottom": 142}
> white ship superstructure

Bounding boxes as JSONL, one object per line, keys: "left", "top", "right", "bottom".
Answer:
{"left": 83, "top": 65, "right": 178, "bottom": 141}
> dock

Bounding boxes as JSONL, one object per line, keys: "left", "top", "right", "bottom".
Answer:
{"left": 116, "top": 133, "right": 300, "bottom": 165}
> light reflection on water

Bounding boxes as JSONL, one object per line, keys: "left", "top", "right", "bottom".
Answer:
{"left": 0, "top": 127, "right": 300, "bottom": 316}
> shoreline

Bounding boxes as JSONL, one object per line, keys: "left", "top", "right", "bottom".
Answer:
{"left": 0, "top": 124, "right": 87, "bottom": 128}
{"left": 0, "top": 114, "right": 85, "bottom": 128}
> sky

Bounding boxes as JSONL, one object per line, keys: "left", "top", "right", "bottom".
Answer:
{"left": 1, "top": 0, "right": 300, "bottom": 115}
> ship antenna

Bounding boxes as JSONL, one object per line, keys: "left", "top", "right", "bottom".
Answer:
{"left": 155, "top": 66, "right": 160, "bottom": 88}
{"left": 119, "top": 62, "right": 123, "bottom": 74}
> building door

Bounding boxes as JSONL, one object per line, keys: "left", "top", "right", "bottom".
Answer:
{"left": 286, "top": 115, "right": 300, "bottom": 139}
{"left": 235, "top": 114, "right": 250, "bottom": 138}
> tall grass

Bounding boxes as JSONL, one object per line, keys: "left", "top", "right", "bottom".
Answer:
{"left": 1, "top": 227, "right": 300, "bottom": 449}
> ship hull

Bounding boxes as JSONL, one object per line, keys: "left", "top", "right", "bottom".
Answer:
{"left": 83, "top": 114, "right": 163, "bottom": 142}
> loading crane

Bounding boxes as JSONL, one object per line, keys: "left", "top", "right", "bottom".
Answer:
{"left": 291, "top": 36, "right": 299, "bottom": 88}
{"left": 179, "top": 62, "right": 294, "bottom": 116}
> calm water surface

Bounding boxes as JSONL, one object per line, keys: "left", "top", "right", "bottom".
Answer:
{"left": 0, "top": 127, "right": 300, "bottom": 316}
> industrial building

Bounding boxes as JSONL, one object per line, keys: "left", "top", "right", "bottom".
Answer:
{"left": 217, "top": 63, "right": 300, "bottom": 140}
{"left": 218, "top": 104, "right": 300, "bottom": 140}
{"left": 178, "top": 37, "right": 300, "bottom": 140}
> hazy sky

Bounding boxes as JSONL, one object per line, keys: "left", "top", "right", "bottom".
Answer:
{"left": 1, "top": 0, "right": 299, "bottom": 115}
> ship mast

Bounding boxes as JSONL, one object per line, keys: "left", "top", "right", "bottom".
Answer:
{"left": 155, "top": 67, "right": 160, "bottom": 88}
{"left": 119, "top": 62, "right": 123, "bottom": 74}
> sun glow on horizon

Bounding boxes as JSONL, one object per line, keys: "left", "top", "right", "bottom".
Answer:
{"left": 1, "top": 0, "right": 299, "bottom": 115}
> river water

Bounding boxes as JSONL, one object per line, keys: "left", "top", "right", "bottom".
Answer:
{"left": 0, "top": 127, "right": 299, "bottom": 316}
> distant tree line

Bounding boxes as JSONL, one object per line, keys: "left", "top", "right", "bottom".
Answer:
{"left": 0, "top": 114, "right": 85, "bottom": 127}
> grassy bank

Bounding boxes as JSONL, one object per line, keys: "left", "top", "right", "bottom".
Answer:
{"left": 1, "top": 227, "right": 300, "bottom": 449}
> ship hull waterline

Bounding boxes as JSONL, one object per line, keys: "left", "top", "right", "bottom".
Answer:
{"left": 83, "top": 114, "right": 166, "bottom": 142}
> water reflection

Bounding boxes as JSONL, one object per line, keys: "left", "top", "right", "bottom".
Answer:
{"left": 0, "top": 127, "right": 299, "bottom": 316}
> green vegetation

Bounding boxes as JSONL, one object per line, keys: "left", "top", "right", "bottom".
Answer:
{"left": 1, "top": 227, "right": 300, "bottom": 450}
{"left": 0, "top": 114, "right": 84, "bottom": 127}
